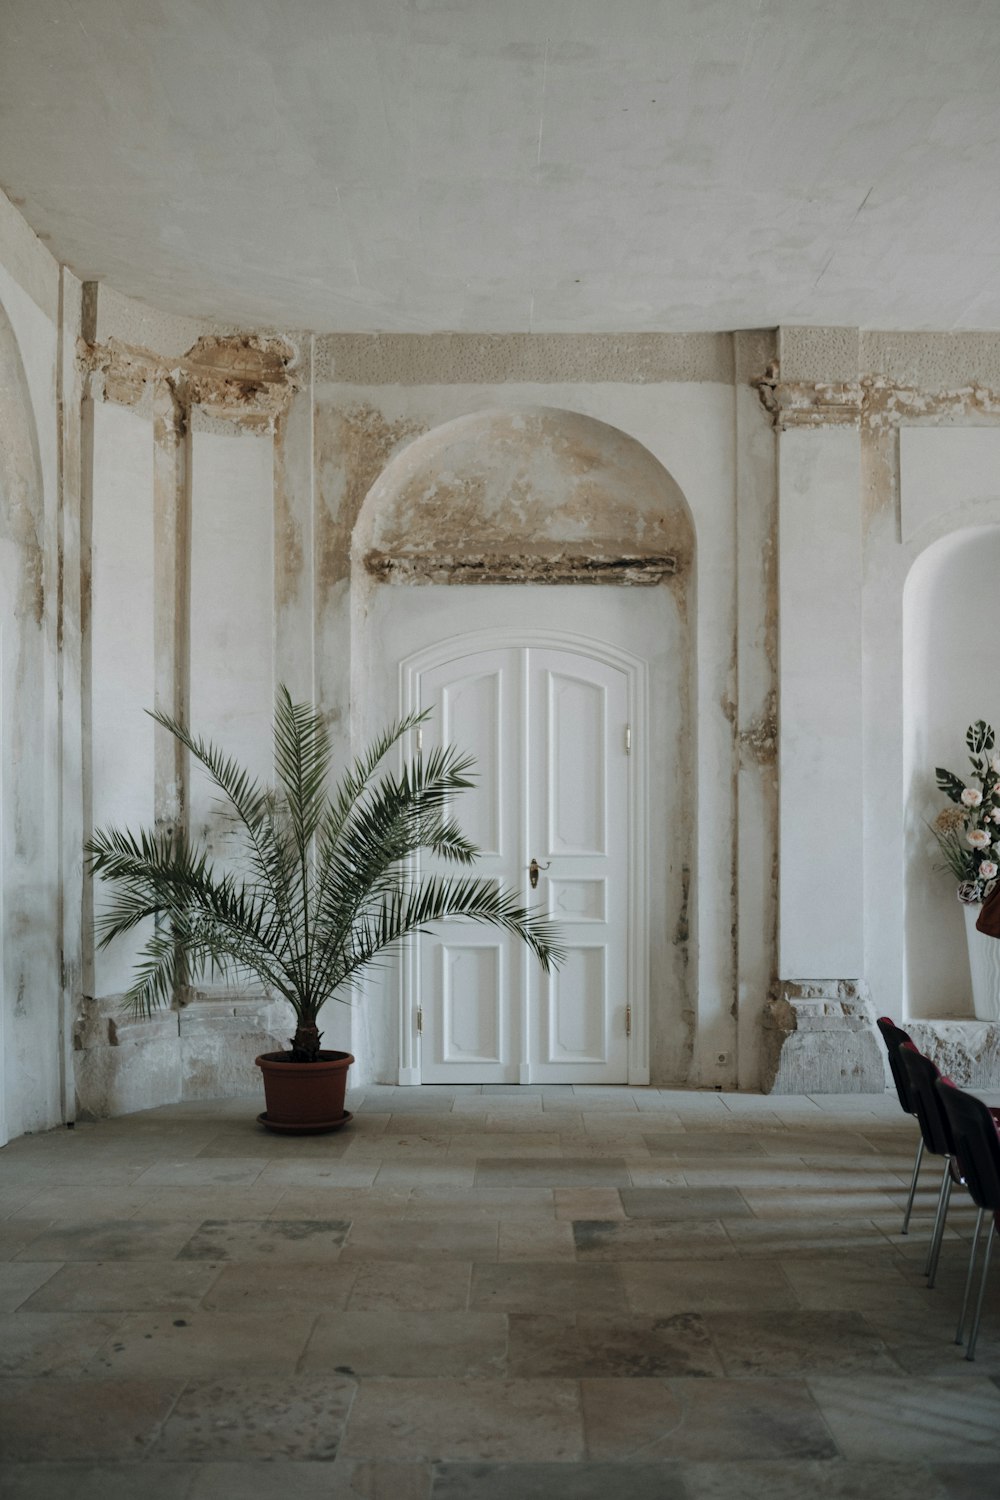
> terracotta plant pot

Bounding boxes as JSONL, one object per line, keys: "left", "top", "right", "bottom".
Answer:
{"left": 255, "top": 1049, "right": 355, "bottom": 1133}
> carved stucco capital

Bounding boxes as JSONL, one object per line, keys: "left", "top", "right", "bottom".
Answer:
{"left": 77, "top": 331, "right": 300, "bottom": 431}
{"left": 752, "top": 364, "right": 864, "bottom": 430}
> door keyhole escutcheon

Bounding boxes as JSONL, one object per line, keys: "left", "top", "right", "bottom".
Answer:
{"left": 529, "top": 858, "right": 551, "bottom": 889}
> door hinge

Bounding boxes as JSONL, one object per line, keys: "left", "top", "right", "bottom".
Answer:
{"left": 625, "top": 1003, "right": 632, "bottom": 1037}
{"left": 625, "top": 723, "right": 632, "bottom": 755}
{"left": 416, "top": 727, "right": 423, "bottom": 752}
{"left": 416, "top": 1005, "right": 423, "bottom": 1035}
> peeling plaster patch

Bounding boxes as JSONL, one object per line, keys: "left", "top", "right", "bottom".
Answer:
{"left": 754, "top": 364, "right": 1000, "bottom": 437}
{"left": 273, "top": 411, "right": 305, "bottom": 612}
{"left": 364, "top": 548, "right": 678, "bottom": 585}
{"left": 739, "top": 702, "right": 777, "bottom": 765}
{"left": 79, "top": 331, "right": 299, "bottom": 429}
{"left": 315, "top": 332, "right": 734, "bottom": 386}
{"left": 316, "top": 402, "right": 427, "bottom": 589}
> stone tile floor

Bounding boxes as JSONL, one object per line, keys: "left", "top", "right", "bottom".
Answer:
{"left": 1, "top": 1083, "right": 1000, "bottom": 1498}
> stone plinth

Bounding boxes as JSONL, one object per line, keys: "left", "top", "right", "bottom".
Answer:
{"left": 905, "top": 1020, "right": 1000, "bottom": 1088}
{"left": 74, "top": 992, "right": 288, "bottom": 1118}
{"left": 761, "top": 980, "right": 886, "bottom": 1094}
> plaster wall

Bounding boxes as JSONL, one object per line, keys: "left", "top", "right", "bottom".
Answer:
{"left": 0, "top": 193, "right": 65, "bottom": 1142}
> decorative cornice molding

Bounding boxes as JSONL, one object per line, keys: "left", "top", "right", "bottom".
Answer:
{"left": 752, "top": 365, "right": 863, "bottom": 429}
{"left": 754, "top": 364, "right": 1000, "bottom": 432}
{"left": 78, "top": 332, "right": 300, "bottom": 430}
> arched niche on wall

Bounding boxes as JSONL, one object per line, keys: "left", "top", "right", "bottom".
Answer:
{"left": 348, "top": 403, "right": 698, "bottom": 1087}
{"left": 0, "top": 297, "right": 49, "bottom": 1140}
{"left": 352, "top": 405, "right": 694, "bottom": 586}
{"left": 903, "top": 524, "right": 1000, "bottom": 1019}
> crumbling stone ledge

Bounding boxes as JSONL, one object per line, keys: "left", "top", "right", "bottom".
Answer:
{"left": 761, "top": 980, "right": 885, "bottom": 1094}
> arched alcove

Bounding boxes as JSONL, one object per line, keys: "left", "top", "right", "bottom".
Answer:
{"left": 903, "top": 525, "right": 1000, "bottom": 1018}
{"left": 348, "top": 404, "right": 697, "bottom": 1087}
{"left": 352, "top": 405, "right": 694, "bottom": 584}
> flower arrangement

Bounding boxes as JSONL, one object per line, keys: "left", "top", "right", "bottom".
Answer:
{"left": 931, "top": 720, "right": 1000, "bottom": 904}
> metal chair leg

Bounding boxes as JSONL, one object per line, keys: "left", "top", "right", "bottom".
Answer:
{"left": 956, "top": 1206, "right": 985, "bottom": 1344}
{"left": 925, "top": 1163, "right": 952, "bottom": 1287}
{"left": 901, "top": 1134, "right": 924, "bottom": 1235}
{"left": 965, "top": 1216, "right": 996, "bottom": 1361}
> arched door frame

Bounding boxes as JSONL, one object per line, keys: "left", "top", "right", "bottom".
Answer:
{"left": 397, "top": 624, "right": 649, "bottom": 1086}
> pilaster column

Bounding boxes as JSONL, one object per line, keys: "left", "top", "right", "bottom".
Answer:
{"left": 756, "top": 330, "right": 882, "bottom": 1092}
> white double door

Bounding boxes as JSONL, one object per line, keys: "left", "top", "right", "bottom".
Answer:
{"left": 408, "top": 639, "right": 636, "bottom": 1084}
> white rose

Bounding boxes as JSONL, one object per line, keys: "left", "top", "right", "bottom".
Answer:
{"left": 968, "top": 828, "right": 991, "bottom": 848}
{"left": 962, "top": 787, "right": 983, "bottom": 807}
{"left": 991, "top": 758, "right": 1000, "bottom": 774}
{"left": 981, "top": 861, "right": 998, "bottom": 880}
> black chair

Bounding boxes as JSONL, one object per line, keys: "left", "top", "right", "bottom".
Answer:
{"left": 898, "top": 1042, "right": 965, "bottom": 1287}
{"left": 876, "top": 1016, "right": 925, "bottom": 1235}
{"left": 935, "top": 1077, "right": 1000, "bottom": 1360}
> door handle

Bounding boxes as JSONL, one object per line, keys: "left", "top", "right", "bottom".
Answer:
{"left": 528, "top": 858, "right": 551, "bottom": 890}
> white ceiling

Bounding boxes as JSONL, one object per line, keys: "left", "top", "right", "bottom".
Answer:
{"left": 1, "top": 0, "right": 999, "bottom": 334}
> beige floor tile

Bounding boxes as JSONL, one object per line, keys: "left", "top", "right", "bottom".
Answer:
{"left": 0, "top": 1260, "right": 61, "bottom": 1311}
{"left": 153, "top": 1374, "right": 355, "bottom": 1460}
{"left": 0, "top": 1463, "right": 198, "bottom": 1500}
{"left": 621, "top": 1258, "right": 799, "bottom": 1314}
{"left": 554, "top": 1188, "right": 626, "bottom": 1220}
{"left": 15, "top": 1218, "right": 204, "bottom": 1262}
{"left": 131, "top": 1158, "right": 269, "bottom": 1187}
{"left": 202, "top": 1259, "right": 359, "bottom": 1311}
{"left": 507, "top": 1311, "right": 723, "bottom": 1379}
{"left": 498, "top": 1219, "right": 576, "bottom": 1260}
{"left": 0, "top": 1311, "right": 124, "bottom": 1377}
{"left": 808, "top": 1374, "right": 1000, "bottom": 1461}
{"left": 470, "top": 1261, "right": 626, "bottom": 1314}
{"left": 179, "top": 1217, "right": 350, "bottom": 1261}
{"left": 777, "top": 1253, "right": 938, "bottom": 1312}
{"left": 704, "top": 1309, "right": 899, "bottom": 1376}
{"left": 373, "top": 1162, "right": 477, "bottom": 1188}
{"left": 573, "top": 1217, "right": 735, "bottom": 1261}
{"left": 347, "top": 1259, "right": 472, "bottom": 1312}
{"left": 0, "top": 1378, "right": 184, "bottom": 1461}
{"left": 86, "top": 1307, "right": 317, "bottom": 1378}
{"left": 341, "top": 1218, "right": 498, "bottom": 1261}
{"left": 340, "top": 1377, "right": 584, "bottom": 1462}
{"left": 187, "top": 1459, "right": 432, "bottom": 1500}
{"left": 678, "top": 1459, "right": 951, "bottom": 1499}
{"left": 301, "top": 1309, "right": 507, "bottom": 1376}
{"left": 581, "top": 1376, "right": 837, "bottom": 1461}
{"left": 9, "top": 1188, "right": 158, "bottom": 1221}
{"left": 0, "top": 1219, "right": 54, "bottom": 1259}
{"left": 22, "top": 1259, "right": 221, "bottom": 1311}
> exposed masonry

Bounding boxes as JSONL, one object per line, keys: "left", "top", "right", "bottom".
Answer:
{"left": 78, "top": 331, "right": 301, "bottom": 429}
{"left": 754, "top": 364, "right": 1000, "bottom": 431}
{"left": 363, "top": 549, "right": 679, "bottom": 585}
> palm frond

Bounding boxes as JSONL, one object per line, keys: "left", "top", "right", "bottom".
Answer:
{"left": 88, "top": 689, "right": 564, "bottom": 1030}
{"left": 337, "top": 874, "right": 566, "bottom": 989}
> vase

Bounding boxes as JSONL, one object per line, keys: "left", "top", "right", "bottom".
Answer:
{"left": 961, "top": 905, "right": 1000, "bottom": 1021}
{"left": 255, "top": 1049, "right": 355, "bottom": 1133}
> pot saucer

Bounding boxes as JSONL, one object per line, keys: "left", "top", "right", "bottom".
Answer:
{"left": 256, "top": 1109, "right": 354, "bottom": 1134}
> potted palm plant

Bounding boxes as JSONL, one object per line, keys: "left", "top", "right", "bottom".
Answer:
{"left": 86, "top": 688, "right": 563, "bottom": 1130}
